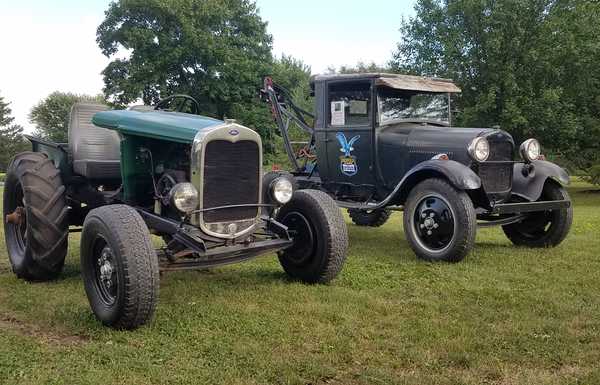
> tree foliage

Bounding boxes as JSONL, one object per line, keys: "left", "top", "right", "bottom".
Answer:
{"left": 392, "top": 0, "right": 600, "bottom": 169}
{"left": 0, "top": 92, "right": 28, "bottom": 171}
{"left": 96, "top": 0, "right": 310, "bottom": 154}
{"left": 29, "top": 92, "right": 104, "bottom": 143}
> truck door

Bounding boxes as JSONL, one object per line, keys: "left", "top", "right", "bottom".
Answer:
{"left": 323, "top": 81, "right": 375, "bottom": 187}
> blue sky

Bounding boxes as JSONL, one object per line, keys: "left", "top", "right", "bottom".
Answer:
{"left": 0, "top": 0, "right": 416, "bottom": 130}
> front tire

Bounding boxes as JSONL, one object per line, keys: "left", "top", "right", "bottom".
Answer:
{"left": 403, "top": 178, "right": 476, "bottom": 262}
{"left": 502, "top": 181, "right": 572, "bottom": 247}
{"left": 3, "top": 152, "right": 68, "bottom": 280}
{"left": 81, "top": 205, "right": 159, "bottom": 329}
{"left": 348, "top": 208, "right": 391, "bottom": 227}
{"left": 277, "top": 190, "right": 348, "bottom": 283}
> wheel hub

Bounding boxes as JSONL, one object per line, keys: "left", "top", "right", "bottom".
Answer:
{"left": 280, "top": 211, "right": 315, "bottom": 265}
{"left": 97, "top": 247, "right": 116, "bottom": 298}
{"left": 413, "top": 195, "right": 454, "bottom": 251}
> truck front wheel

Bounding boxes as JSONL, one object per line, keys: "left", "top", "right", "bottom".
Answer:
{"left": 277, "top": 190, "right": 348, "bottom": 284}
{"left": 403, "top": 178, "right": 476, "bottom": 262}
{"left": 81, "top": 205, "right": 159, "bottom": 329}
{"left": 502, "top": 182, "right": 572, "bottom": 248}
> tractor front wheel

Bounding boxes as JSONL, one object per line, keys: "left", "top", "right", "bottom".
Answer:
{"left": 81, "top": 205, "right": 159, "bottom": 329}
{"left": 277, "top": 190, "right": 348, "bottom": 284}
{"left": 3, "top": 152, "right": 68, "bottom": 281}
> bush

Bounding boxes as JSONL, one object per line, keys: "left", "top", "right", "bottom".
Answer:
{"left": 582, "top": 165, "right": 600, "bottom": 186}
{"left": 0, "top": 172, "right": 5, "bottom": 183}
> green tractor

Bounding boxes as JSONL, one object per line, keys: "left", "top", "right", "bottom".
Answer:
{"left": 3, "top": 96, "right": 348, "bottom": 329}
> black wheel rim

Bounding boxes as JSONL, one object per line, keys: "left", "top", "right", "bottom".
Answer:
{"left": 92, "top": 236, "right": 118, "bottom": 306}
{"left": 412, "top": 195, "right": 455, "bottom": 252}
{"left": 513, "top": 211, "right": 553, "bottom": 238}
{"left": 281, "top": 211, "right": 315, "bottom": 265}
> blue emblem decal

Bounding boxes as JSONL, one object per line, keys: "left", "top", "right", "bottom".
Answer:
{"left": 228, "top": 129, "right": 239, "bottom": 136}
{"left": 336, "top": 132, "right": 360, "bottom": 176}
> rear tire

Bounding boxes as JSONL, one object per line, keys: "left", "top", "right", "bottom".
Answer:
{"left": 403, "top": 178, "right": 476, "bottom": 262}
{"left": 502, "top": 181, "right": 572, "bottom": 247}
{"left": 277, "top": 190, "right": 348, "bottom": 283}
{"left": 3, "top": 152, "right": 68, "bottom": 281}
{"left": 81, "top": 205, "right": 159, "bottom": 329}
{"left": 348, "top": 208, "right": 391, "bottom": 227}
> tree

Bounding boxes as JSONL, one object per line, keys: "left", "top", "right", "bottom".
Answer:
{"left": 326, "top": 61, "right": 392, "bottom": 75}
{"left": 392, "top": 0, "right": 600, "bottom": 169}
{"left": 0, "top": 92, "right": 28, "bottom": 171}
{"left": 97, "top": 0, "right": 272, "bottom": 122}
{"left": 0, "top": 124, "right": 28, "bottom": 171}
{"left": 29, "top": 92, "right": 104, "bottom": 143}
{"left": 0, "top": 92, "right": 15, "bottom": 127}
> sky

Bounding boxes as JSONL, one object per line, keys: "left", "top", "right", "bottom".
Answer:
{"left": 0, "top": 0, "right": 416, "bottom": 132}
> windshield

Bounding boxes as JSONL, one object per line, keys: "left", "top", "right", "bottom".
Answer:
{"left": 377, "top": 87, "right": 450, "bottom": 125}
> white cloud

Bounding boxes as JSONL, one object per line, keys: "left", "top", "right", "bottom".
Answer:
{"left": 0, "top": 10, "right": 109, "bottom": 132}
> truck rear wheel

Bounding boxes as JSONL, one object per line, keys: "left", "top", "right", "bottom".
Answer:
{"left": 403, "top": 178, "right": 476, "bottom": 262}
{"left": 277, "top": 190, "right": 348, "bottom": 283}
{"left": 3, "top": 152, "right": 68, "bottom": 281}
{"left": 81, "top": 205, "right": 159, "bottom": 329}
{"left": 502, "top": 182, "right": 572, "bottom": 247}
{"left": 348, "top": 208, "right": 391, "bottom": 227}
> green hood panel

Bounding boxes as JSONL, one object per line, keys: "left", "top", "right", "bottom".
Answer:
{"left": 92, "top": 110, "right": 223, "bottom": 143}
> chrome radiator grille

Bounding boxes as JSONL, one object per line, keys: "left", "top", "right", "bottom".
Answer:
{"left": 478, "top": 140, "right": 513, "bottom": 193}
{"left": 202, "top": 140, "right": 260, "bottom": 224}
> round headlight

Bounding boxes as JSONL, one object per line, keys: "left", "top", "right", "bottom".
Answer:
{"left": 271, "top": 177, "right": 293, "bottom": 205}
{"left": 468, "top": 137, "right": 490, "bottom": 162}
{"left": 520, "top": 138, "right": 541, "bottom": 162}
{"left": 170, "top": 183, "right": 199, "bottom": 214}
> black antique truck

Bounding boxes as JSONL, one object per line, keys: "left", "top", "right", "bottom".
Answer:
{"left": 262, "top": 73, "right": 572, "bottom": 262}
{"left": 2, "top": 96, "right": 348, "bottom": 329}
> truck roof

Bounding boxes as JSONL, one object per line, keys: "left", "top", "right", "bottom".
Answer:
{"left": 310, "top": 72, "right": 461, "bottom": 93}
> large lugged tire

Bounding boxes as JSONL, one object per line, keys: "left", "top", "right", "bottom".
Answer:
{"left": 81, "top": 205, "right": 159, "bottom": 329}
{"left": 403, "top": 178, "right": 476, "bottom": 262}
{"left": 502, "top": 181, "right": 573, "bottom": 248}
{"left": 3, "top": 152, "right": 68, "bottom": 280}
{"left": 276, "top": 190, "right": 348, "bottom": 283}
{"left": 348, "top": 208, "right": 392, "bottom": 227}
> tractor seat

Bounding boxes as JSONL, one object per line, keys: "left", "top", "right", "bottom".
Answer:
{"left": 68, "top": 103, "right": 121, "bottom": 180}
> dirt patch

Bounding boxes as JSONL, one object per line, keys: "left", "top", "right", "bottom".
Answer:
{"left": 0, "top": 313, "right": 89, "bottom": 346}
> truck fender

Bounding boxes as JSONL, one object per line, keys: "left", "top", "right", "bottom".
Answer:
{"left": 394, "top": 160, "right": 482, "bottom": 204}
{"left": 511, "top": 160, "right": 570, "bottom": 202}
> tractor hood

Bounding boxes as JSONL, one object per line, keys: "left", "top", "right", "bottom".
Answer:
{"left": 92, "top": 109, "right": 223, "bottom": 144}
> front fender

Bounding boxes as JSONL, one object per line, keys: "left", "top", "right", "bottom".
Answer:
{"left": 511, "top": 160, "right": 570, "bottom": 202}
{"left": 394, "top": 160, "right": 481, "bottom": 204}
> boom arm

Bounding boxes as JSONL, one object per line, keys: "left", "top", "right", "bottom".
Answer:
{"left": 261, "top": 77, "right": 315, "bottom": 172}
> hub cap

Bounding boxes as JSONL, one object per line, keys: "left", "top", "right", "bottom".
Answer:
{"left": 95, "top": 245, "right": 117, "bottom": 305}
{"left": 413, "top": 195, "right": 455, "bottom": 251}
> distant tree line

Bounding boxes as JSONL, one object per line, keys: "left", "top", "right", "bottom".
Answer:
{"left": 391, "top": 0, "right": 600, "bottom": 173}
{"left": 7, "top": 0, "right": 599, "bottom": 179}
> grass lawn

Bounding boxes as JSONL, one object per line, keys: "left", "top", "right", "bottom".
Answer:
{"left": 1, "top": 180, "right": 599, "bottom": 385}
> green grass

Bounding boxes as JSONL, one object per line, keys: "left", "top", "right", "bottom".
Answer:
{"left": 1, "top": 181, "right": 599, "bottom": 384}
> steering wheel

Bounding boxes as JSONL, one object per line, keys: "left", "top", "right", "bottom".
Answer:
{"left": 154, "top": 94, "right": 201, "bottom": 115}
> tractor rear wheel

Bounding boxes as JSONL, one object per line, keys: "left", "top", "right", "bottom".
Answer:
{"left": 3, "top": 152, "right": 68, "bottom": 281}
{"left": 348, "top": 208, "right": 391, "bottom": 227}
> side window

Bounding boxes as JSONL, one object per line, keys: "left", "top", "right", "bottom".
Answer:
{"left": 328, "top": 82, "right": 371, "bottom": 127}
